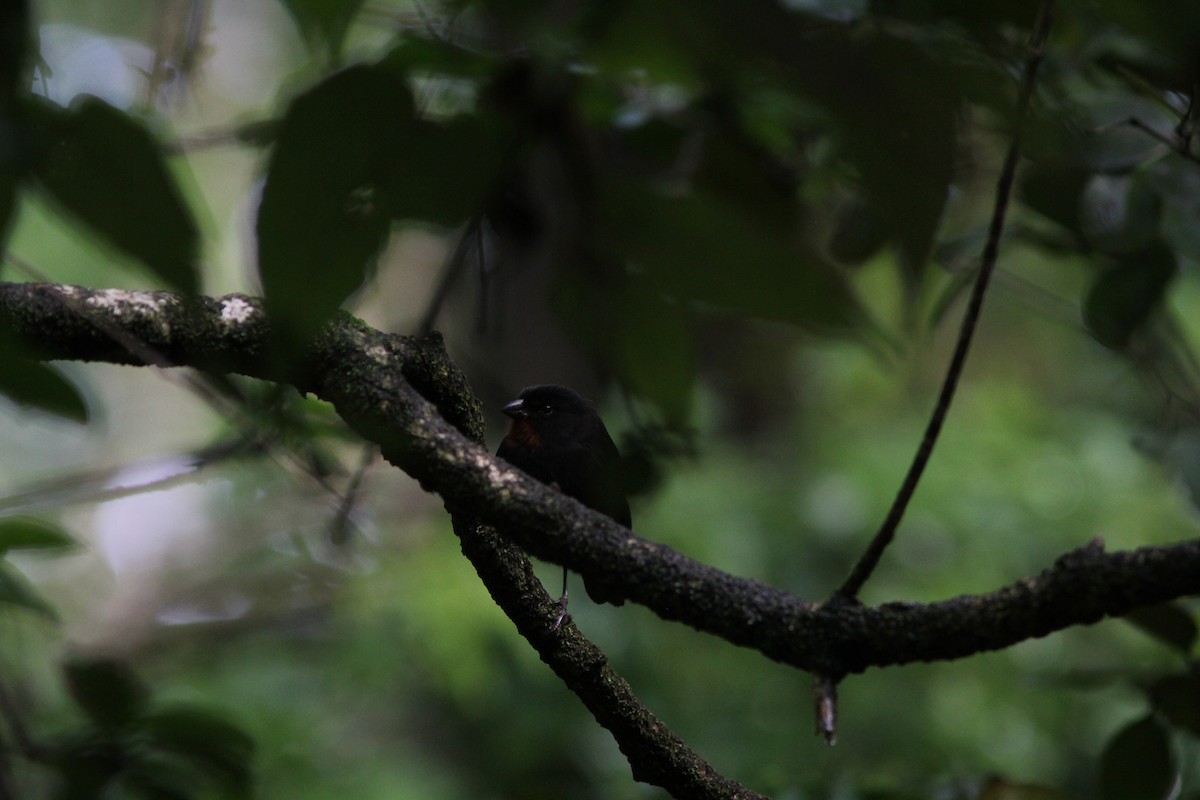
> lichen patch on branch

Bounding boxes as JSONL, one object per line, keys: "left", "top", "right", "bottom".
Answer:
{"left": 82, "top": 288, "right": 176, "bottom": 317}
{"left": 218, "top": 296, "right": 258, "bottom": 325}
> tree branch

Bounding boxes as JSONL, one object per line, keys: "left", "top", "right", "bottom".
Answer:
{"left": 1, "top": 280, "right": 1197, "bottom": 682}
{"left": 0, "top": 281, "right": 763, "bottom": 800}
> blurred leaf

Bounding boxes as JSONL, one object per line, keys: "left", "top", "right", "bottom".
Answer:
{"left": 0, "top": 0, "right": 28, "bottom": 98}
{"left": 619, "top": 423, "right": 695, "bottom": 497}
{"left": 0, "top": 346, "right": 89, "bottom": 422}
{"left": 1079, "top": 173, "right": 1162, "bottom": 255}
{"left": 142, "top": 705, "right": 255, "bottom": 797}
{"left": 1145, "top": 161, "right": 1200, "bottom": 265}
{"left": 0, "top": 560, "right": 57, "bottom": 619}
{"left": 1148, "top": 671, "right": 1200, "bottom": 736}
{"left": 382, "top": 36, "right": 497, "bottom": 80}
{"left": 51, "top": 735, "right": 125, "bottom": 799}
{"left": 927, "top": 270, "right": 978, "bottom": 329}
{"left": 581, "top": 0, "right": 704, "bottom": 88}
{"left": 278, "top": 0, "right": 365, "bottom": 60}
{"left": 1090, "top": 0, "right": 1200, "bottom": 90}
{"left": 0, "top": 160, "right": 15, "bottom": 251}
{"left": 833, "top": 44, "right": 958, "bottom": 279}
{"left": 602, "top": 179, "right": 863, "bottom": 333}
{"left": 0, "top": 0, "right": 29, "bottom": 247}
{"left": 868, "top": 0, "right": 1042, "bottom": 30}
{"left": 1083, "top": 243, "right": 1175, "bottom": 350}
{"left": 260, "top": 61, "right": 502, "bottom": 360}
{"left": 829, "top": 195, "right": 887, "bottom": 266}
{"left": 63, "top": 657, "right": 149, "bottom": 730}
{"left": 1170, "top": 430, "right": 1200, "bottom": 518}
{"left": 552, "top": 269, "right": 696, "bottom": 424}
{"left": 383, "top": 113, "right": 506, "bottom": 225}
{"left": 858, "top": 791, "right": 925, "bottom": 800}
{"left": 1098, "top": 714, "right": 1175, "bottom": 800}
{"left": 1126, "top": 602, "right": 1198, "bottom": 655}
{"left": 779, "top": 28, "right": 963, "bottom": 280}
{"left": 256, "top": 64, "right": 412, "bottom": 354}
{"left": 1019, "top": 162, "right": 1091, "bottom": 236}
{"left": 613, "top": 280, "right": 694, "bottom": 426}
{"left": 0, "top": 516, "right": 76, "bottom": 554}
{"left": 25, "top": 96, "right": 199, "bottom": 294}
{"left": 115, "top": 756, "right": 195, "bottom": 800}
{"left": 978, "top": 776, "right": 1071, "bottom": 799}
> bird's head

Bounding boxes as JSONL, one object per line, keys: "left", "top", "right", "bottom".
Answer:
{"left": 502, "top": 384, "right": 600, "bottom": 447}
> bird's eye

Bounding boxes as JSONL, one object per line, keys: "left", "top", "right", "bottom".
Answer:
{"left": 536, "top": 403, "right": 554, "bottom": 416}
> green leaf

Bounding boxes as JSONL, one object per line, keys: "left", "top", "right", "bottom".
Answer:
{"left": 26, "top": 96, "right": 199, "bottom": 294}
{"left": 115, "top": 756, "right": 195, "bottom": 800}
{"left": 1083, "top": 243, "right": 1175, "bottom": 350}
{"left": 0, "top": 0, "right": 31, "bottom": 250}
{"left": 1126, "top": 602, "right": 1198, "bottom": 655}
{"left": 382, "top": 35, "right": 498, "bottom": 81}
{"left": 256, "top": 64, "right": 413, "bottom": 355}
{"left": 1091, "top": 0, "right": 1200, "bottom": 91}
{"left": 1147, "top": 162, "right": 1200, "bottom": 266}
{"left": 0, "top": 2, "right": 30, "bottom": 100}
{"left": 778, "top": 28, "right": 963, "bottom": 279}
{"left": 618, "top": 285, "right": 693, "bottom": 426}
{"left": 258, "top": 63, "right": 506, "bottom": 358}
{"left": 0, "top": 164, "right": 16, "bottom": 251}
{"left": 142, "top": 705, "right": 255, "bottom": 797}
{"left": 63, "top": 657, "right": 150, "bottom": 730}
{"left": 0, "top": 560, "right": 58, "bottom": 619}
{"left": 0, "top": 0, "right": 23, "bottom": 248}
{"left": 384, "top": 113, "right": 506, "bottom": 226}
{"left": 556, "top": 269, "right": 696, "bottom": 424}
{"left": 874, "top": 0, "right": 1043, "bottom": 31}
{"left": 1098, "top": 714, "right": 1175, "bottom": 800}
{"left": 0, "top": 350, "right": 89, "bottom": 422}
{"left": 0, "top": 517, "right": 76, "bottom": 554}
{"left": 1170, "top": 429, "right": 1200, "bottom": 518}
{"left": 278, "top": 0, "right": 365, "bottom": 60}
{"left": 1148, "top": 671, "right": 1200, "bottom": 736}
{"left": 978, "top": 776, "right": 1071, "bottom": 799}
{"left": 51, "top": 734, "right": 126, "bottom": 798}
{"left": 1019, "top": 162, "right": 1091, "bottom": 235}
{"left": 602, "top": 179, "right": 863, "bottom": 333}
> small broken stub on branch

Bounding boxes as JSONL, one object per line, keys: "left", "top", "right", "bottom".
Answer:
{"left": 814, "top": 674, "right": 838, "bottom": 746}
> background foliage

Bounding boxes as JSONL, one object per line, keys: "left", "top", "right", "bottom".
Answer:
{"left": 1, "top": 0, "right": 1200, "bottom": 797}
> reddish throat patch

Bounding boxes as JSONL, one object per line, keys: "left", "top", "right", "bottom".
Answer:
{"left": 506, "top": 419, "right": 541, "bottom": 447}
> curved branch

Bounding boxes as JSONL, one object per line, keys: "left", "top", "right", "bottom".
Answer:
{"left": 2, "top": 281, "right": 1197, "bottom": 683}
{"left": 836, "top": 0, "right": 1058, "bottom": 601}
{"left": 0, "top": 281, "right": 763, "bottom": 800}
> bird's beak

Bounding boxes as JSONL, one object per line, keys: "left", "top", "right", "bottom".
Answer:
{"left": 502, "top": 398, "right": 527, "bottom": 419}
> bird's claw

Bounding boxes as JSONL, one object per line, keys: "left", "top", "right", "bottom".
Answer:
{"left": 552, "top": 593, "right": 571, "bottom": 630}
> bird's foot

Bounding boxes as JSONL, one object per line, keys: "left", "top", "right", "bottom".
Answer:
{"left": 552, "top": 592, "right": 571, "bottom": 630}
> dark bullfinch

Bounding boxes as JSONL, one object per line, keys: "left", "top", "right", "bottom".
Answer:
{"left": 496, "top": 384, "right": 629, "bottom": 625}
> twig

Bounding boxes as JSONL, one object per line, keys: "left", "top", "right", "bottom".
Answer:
{"left": 2, "top": 253, "right": 349, "bottom": 506}
{"left": 812, "top": 675, "right": 837, "bottom": 745}
{"left": 329, "top": 443, "right": 377, "bottom": 544}
{"left": 0, "top": 439, "right": 254, "bottom": 515}
{"left": 834, "top": 0, "right": 1057, "bottom": 602}
{"left": 1126, "top": 116, "right": 1200, "bottom": 166}
{"left": 418, "top": 214, "right": 482, "bottom": 334}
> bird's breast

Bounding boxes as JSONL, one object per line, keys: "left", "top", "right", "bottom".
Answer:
{"left": 504, "top": 419, "right": 541, "bottom": 448}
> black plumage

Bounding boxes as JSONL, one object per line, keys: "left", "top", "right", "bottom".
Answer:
{"left": 496, "top": 385, "right": 629, "bottom": 619}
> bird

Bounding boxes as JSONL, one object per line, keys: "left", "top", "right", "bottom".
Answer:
{"left": 496, "top": 384, "right": 630, "bottom": 627}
